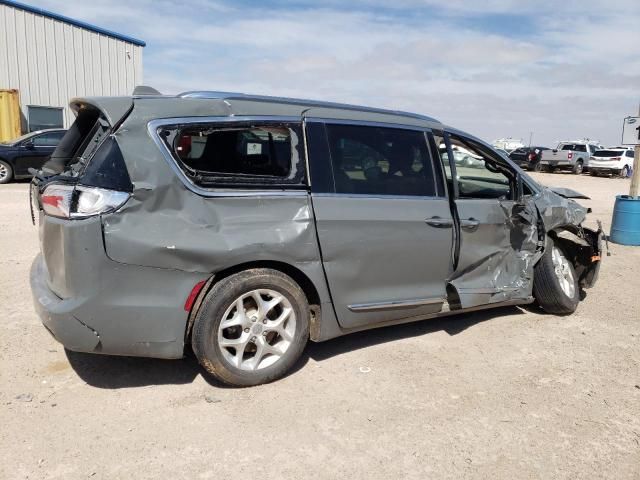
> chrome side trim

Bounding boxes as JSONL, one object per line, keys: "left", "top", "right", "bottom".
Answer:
{"left": 334, "top": 297, "right": 534, "bottom": 337}
{"left": 146, "top": 116, "right": 308, "bottom": 198}
{"left": 348, "top": 297, "right": 444, "bottom": 312}
{"left": 312, "top": 192, "right": 445, "bottom": 201}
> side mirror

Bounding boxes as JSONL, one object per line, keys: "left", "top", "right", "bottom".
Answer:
{"left": 23, "top": 140, "right": 35, "bottom": 149}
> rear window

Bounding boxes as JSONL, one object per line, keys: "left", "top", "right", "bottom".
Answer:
{"left": 42, "top": 108, "right": 109, "bottom": 176}
{"left": 161, "top": 123, "right": 306, "bottom": 188}
{"left": 560, "top": 144, "right": 587, "bottom": 152}
{"left": 594, "top": 150, "right": 625, "bottom": 157}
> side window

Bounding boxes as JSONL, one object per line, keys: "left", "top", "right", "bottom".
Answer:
{"left": 162, "top": 123, "right": 306, "bottom": 188}
{"left": 626, "top": 150, "right": 634, "bottom": 158}
{"left": 33, "top": 132, "right": 64, "bottom": 146}
{"left": 447, "top": 135, "right": 513, "bottom": 200}
{"left": 48, "top": 131, "right": 65, "bottom": 145}
{"left": 33, "top": 134, "right": 52, "bottom": 146}
{"left": 324, "top": 124, "right": 437, "bottom": 197}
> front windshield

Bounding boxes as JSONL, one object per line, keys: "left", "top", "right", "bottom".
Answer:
{"left": 0, "top": 131, "right": 40, "bottom": 145}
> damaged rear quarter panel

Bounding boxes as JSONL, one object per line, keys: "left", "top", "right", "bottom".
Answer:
{"left": 101, "top": 108, "right": 333, "bottom": 307}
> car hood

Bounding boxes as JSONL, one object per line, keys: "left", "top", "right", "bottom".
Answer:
{"left": 547, "top": 187, "right": 590, "bottom": 200}
{"left": 534, "top": 186, "right": 588, "bottom": 231}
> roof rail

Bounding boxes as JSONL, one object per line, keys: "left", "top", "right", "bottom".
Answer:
{"left": 176, "top": 90, "right": 439, "bottom": 123}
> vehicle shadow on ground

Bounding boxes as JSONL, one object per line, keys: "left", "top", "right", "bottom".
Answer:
{"left": 66, "top": 306, "right": 527, "bottom": 389}
{"left": 303, "top": 305, "right": 526, "bottom": 362}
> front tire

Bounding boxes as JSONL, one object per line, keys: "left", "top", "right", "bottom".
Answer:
{"left": 0, "top": 160, "right": 13, "bottom": 184}
{"left": 192, "top": 268, "right": 309, "bottom": 387}
{"left": 533, "top": 238, "right": 580, "bottom": 314}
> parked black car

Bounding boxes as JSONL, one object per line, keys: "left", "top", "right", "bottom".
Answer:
{"left": 509, "top": 146, "right": 550, "bottom": 171}
{"left": 0, "top": 129, "right": 66, "bottom": 183}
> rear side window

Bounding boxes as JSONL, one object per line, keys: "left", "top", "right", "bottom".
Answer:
{"left": 162, "top": 123, "right": 305, "bottom": 188}
{"left": 324, "top": 124, "right": 437, "bottom": 197}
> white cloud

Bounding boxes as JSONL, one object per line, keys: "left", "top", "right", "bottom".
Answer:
{"left": 25, "top": 0, "right": 640, "bottom": 145}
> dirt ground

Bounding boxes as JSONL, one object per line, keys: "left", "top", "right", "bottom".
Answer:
{"left": 1, "top": 172, "right": 639, "bottom": 480}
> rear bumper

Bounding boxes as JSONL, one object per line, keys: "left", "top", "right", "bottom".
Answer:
{"left": 513, "top": 159, "right": 533, "bottom": 169}
{"left": 539, "top": 159, "right": 573, "bottom": 167}
{"left": 31, "top": 255, "right": 101, "bottom": 352}
{"left": 589, "top": 164, "right": 622, "bottom": 173}
{"left": 30, "top": 214, "right": 209, "bottom": 359}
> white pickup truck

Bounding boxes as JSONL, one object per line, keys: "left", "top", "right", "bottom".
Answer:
{"left": 539, "top": 141, "right": 603, "bottom": 174}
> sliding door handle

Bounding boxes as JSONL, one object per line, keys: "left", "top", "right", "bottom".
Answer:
{"left": 460, "top": 218, "right": 479, "bottom": 231}
{"left": 425, "top": 216, "right": 453, "bottom": 228}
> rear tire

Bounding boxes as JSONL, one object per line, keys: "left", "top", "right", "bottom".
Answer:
{"left": 533, "top": 162, "right": 543, "bottom": 172}
{"left": 533, "top": 238, "right": 580, "bottom": 315}
{"left": 0, "top": 160, "right": 13, "bottom": 184}
{"left": 589, "top": 170, "right": 599, "bottom": 177}
{"left": 192, "top": 268, "right": 309, "bottom": 387}
{"left": 620, "top": 165, "right": 630, "bottom": 178}
{"left": 572, "top": 160, "right": 583, "bottom": 175}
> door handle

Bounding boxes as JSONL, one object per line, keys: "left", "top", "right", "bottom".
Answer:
{"left": 460, "top": 218, "right": 479, "bottom": 231}
{"left": 425, "top": 216, "right": 453, "bottom": 228}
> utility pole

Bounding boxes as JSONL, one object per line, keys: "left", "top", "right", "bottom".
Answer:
{"left": 630, "top": 103, "right": 640, "bottom": 198}
{"left": 528, "top": 132, "right": 533, "bottom": 148}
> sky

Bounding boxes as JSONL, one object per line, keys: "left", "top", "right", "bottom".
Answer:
{"left": 27, "top": 0, "right": 640, "bottom": 146}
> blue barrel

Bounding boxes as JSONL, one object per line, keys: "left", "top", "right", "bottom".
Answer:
{"left": 610, "top": 195, "right": 640, "bottom": 245}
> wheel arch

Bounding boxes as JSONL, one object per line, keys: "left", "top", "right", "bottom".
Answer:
{"left": 544, "top": 226, "right": 599, "bottom": 289}
{"left": 184, "top": 260, "right": 322, "bottom": 343}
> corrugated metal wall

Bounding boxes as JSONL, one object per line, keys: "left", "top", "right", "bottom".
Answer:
{"left": 0, "top": 3, "right": 143, "bottom": 132}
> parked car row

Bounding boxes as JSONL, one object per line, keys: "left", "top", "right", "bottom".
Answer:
{"left": 503, "top": 140, "right": 634, "bottom": 178}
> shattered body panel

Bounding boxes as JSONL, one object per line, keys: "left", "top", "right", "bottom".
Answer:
{"left": 448, "top": 198, "right": 541, "bottom": 308}
{"left": 446, "top": 186, "right": 601, "bottom": 309}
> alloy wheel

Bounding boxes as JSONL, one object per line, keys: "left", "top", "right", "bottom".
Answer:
{"left": 551, "top": 246, "right": 575, "bottom": 298}
{"left": 217, "top": 289, "right": 296, "bottom": 371}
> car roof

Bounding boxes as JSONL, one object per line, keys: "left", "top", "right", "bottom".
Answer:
{"left": 122, "top": 90, "right": 444, "bottom": 130}
{"left": 178, "top": 91, "right": 440, "bottom": 123}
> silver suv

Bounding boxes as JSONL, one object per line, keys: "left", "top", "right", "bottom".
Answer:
{"left": 30, "top": 90, "right": 603, "bottom": 386}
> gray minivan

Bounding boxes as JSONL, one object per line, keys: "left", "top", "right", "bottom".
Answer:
{"left": 30, "top": 90, "right": 603, "bottom": 386}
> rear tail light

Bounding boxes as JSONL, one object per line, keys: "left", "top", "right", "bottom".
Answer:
{"left": 528, "top": 152, "right": 536, "bottom": 161}
{"left": 40, "top": 183, "right": 130, "bottom": 219}
{"left": 567, "top": 152, "right": 573, "bottom": 159}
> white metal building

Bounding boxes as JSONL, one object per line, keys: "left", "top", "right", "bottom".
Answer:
{"left": 0, "top": 0, "right": 144, "bottom": 133}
